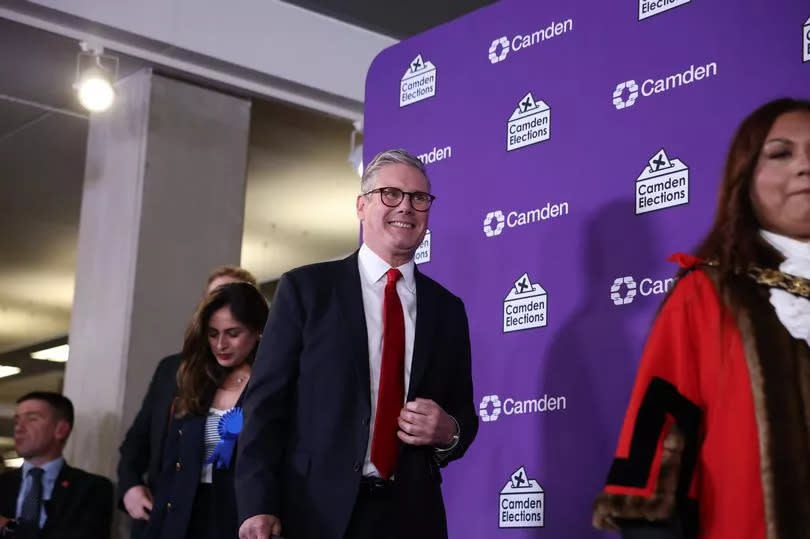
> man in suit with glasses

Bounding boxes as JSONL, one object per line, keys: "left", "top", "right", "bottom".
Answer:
{"left": 237, "top": 149, "right": 478, "bottom": 539}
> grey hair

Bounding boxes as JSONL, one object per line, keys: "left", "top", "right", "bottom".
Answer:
{"left": 360, "top": 149, "right": 430, "bottom": 194}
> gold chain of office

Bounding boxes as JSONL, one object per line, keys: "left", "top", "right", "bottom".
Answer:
{"left": 703, "top": 260, "right": 810, "bottom": 299}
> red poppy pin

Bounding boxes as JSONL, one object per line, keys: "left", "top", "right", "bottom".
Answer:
{"left": 61, "top": 480, "right": 69, "bottom": 488}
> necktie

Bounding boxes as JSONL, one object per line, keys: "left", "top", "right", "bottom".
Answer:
{"left": 19, "top": 467, "right": 44, "bottom": 528}
{"left": 370, "top": 268, "right": 405, "bottom": 479}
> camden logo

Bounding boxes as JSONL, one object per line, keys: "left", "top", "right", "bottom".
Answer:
{"left": 489, "top": 37, "right": 510, "bottom": 63}
{"left": 638, "top": 0, "right": 690, "bottom": 21}
{"left": 611, "top": 274, "right": 675, "bottom": 305}
{"left": 486, "top": 19, "right": 573, "bottom": 65}
{"left": 613, "top": 61, "right": 718, "bottom": 110}
{"left": 610, "top": 276, "right": 637, "bottom": 305}
{"left": 613, "top": 80, "right": 639, "bottom": 109}
{"left": 483, "top": 210, "right": 506, "bottom": 237}
{"left": 478, "top": 393, "right": 567, "bottom": 423}
{"left": 482, "top": 202, "right": 570, "bottom": 238}
{"left": 479, "top": 394, "right": 502, "bottom": 422}
{"left": 499, "top": 466, "right": 545, "bottom": 528}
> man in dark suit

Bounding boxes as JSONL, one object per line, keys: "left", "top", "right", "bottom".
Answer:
{"left": 0, "top": 392, "right": 113, "bottom": 538}
{"left": 237, "top": 149, "right": 478, "bottom": 539}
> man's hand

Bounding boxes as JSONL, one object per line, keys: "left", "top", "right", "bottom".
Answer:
{"left": 397, "top": 398, "right": 458, "bottom": 446}
{"left": 123, "top": 485, "right": 153, "bottom": 520}
{"left": 239, "top": 514, "right": 282, "bottom": 539}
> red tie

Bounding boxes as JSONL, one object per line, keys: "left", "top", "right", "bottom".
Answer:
{"left": 370, "top": 268, "right": 405, "bottom": 479}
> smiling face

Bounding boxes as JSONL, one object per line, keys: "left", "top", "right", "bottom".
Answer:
{"left": 207, "top": 305, "right": 261, "bottom": 369}
{"left": 751, "top": 110, "right": 810, "bottom": 240}
{"left": 356, "top": 163, "right": 430, "bottom": 267}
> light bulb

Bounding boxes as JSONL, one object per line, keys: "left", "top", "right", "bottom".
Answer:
{"left": 77, "top": 76, "right": 114, "bottom": 112}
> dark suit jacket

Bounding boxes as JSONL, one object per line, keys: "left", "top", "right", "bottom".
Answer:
{"left": 118, "top": 353, "right": 243, "bottom": 539}
{"left": 141, "top": 392, "right": 245, "bottom": 539}
{"left": 116, "top": 354, "right": 181, "bottom": 538}
{"left": 236, "top": 251, "right": 478, "bottom": 539}
{"left": 0, "top": 462, "right": 113, "bottom": 539}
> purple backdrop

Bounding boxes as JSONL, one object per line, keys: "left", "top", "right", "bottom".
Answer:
{"left": 364, "top": 1, "right": 810, "bottom": 537}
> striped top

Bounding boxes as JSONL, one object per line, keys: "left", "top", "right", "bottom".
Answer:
{"left": 200, "top": 407, "right": 227, "bottom": 483}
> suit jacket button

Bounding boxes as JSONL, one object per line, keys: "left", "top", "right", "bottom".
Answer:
{"left": 175, "top": 461, "right": 182, "bottom": 471}
{"left": 361, "top": 418, "right": 369, "bottom": 426}
{"left": 353, "top": 462, "right": 361, "bottom": 472}
{"left": 178, "top": 429, "right": 183, "bottom": 436}
{"left": 167, "top": 502, "right": 173, "bottom": 510}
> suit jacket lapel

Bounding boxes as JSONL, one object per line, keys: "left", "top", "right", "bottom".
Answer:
{"left": 408, "top": 269, "right": 437, "bottom": 400}
{"left": 336, "top": 251, "right": 371, "bottom": 405}
{"left": 43, "top": 463, "right": 73, "bottom": 532}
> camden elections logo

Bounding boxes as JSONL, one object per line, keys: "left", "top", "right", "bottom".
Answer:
{"left": 400, "top": 54, "right": 436, "bottom": 107}
{"left": 415, "top": 230, "right": 431, "bottom": 265}
{"left": 503, "top": 273, "right": 547, "bottom": 332}
{"left": 507, "top": 93, "right": 551, "bottom": 151}
{"left": 635, "top": 149, "right": 689, "bottom": 214}
{"left": 499, "top": 466, "right": 544, "bottom": 528}
{"left": 804, "top": 16, "right": 809, "bottom": 63}
{"left": 611, "top": 274, "right": 675, "bottom": 305}
{"left": 612, "top": 61, "right": 717, "bottom": 110}
{"left": 483, "top": 202, "right": 570, "bottom": 238}
{"left": 487, "top": 19, "right": 573, "bottom": 65}
{"left": 638, "top": 0, "right": 690, "bottom": 21}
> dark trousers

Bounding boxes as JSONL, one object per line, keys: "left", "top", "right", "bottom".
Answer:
{"left": 343, "top": 480, "right": 396, "bottom": 539}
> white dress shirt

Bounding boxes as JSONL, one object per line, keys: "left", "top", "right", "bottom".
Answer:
{"left": 761, "top": 230, "right": 810, "bottom": 345}
{"left": 357, "top": 243, "right": 417, "bottom": 477}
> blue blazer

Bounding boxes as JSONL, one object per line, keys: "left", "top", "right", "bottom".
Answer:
{"left": 236, "top": 251, "right": 478, "bottom": 539}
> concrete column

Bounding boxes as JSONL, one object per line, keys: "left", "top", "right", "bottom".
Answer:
{"left": 63, "top": 69, "right": 250, "bottom": 483}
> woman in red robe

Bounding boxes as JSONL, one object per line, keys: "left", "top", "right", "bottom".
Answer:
{"left": 593, "top": 98, "right": 810, "bottom": 539}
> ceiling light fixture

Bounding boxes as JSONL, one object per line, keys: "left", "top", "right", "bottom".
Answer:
{"left": 30, "top": 344, "right": 69, "bottom": 363}
{"left": 0, "top": 365, "right": 21, "bottom": 379}
{"left": 348, "top": 118, "right": 364, "bottom": 177}
{"left": 74, "top": 41, "right": 119, "bottom": 113}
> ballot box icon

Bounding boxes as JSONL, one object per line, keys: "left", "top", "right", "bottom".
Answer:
{"left": 503, "top": 273, "right": 547, "bottom": 333}
{"left": 506, "top": 92, "right": 551, "bottom": 151}
{"left": 499, "top": 466, "right": 545, "bottom": 528}
{"left": 635, "top": 148, "right": 689, "bottom": 214}
{"left": 400, "top": 54, "right": 437, "bottom": 107}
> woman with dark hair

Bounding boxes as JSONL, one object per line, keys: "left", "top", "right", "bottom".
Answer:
{"left": 592, "top": 98, "right": 810, "bottom": 539}
{"left": 125, "top": 282, "right": 268, "bottom": 539}
{"left": 118, "top": 267, "right": 259, "bottom": 538}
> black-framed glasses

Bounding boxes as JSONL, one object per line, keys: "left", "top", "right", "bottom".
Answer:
{"left": 363, "top": 187, "right": 436, "bottom": 212}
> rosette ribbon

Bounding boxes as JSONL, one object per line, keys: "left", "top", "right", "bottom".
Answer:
{"left": 205, "top": 407, "right": 243, "bottom": 470}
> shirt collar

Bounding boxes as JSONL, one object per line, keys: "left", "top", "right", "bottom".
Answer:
{"left": 761, "top": 229, "right": 810, "bottom": 263}
{"left": 358, "top": 244, "right": 416, "bottom": 292}
{"left": 22, "top": 456, "right": 64, "bottom": 480}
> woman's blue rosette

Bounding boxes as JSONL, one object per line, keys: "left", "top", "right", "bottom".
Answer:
{"left": 205, "top": 407, "right": 243, "bottom": 470}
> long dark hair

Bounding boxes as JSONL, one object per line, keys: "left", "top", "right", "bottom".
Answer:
{"left": 176, "top": 282, "right": 269, "bottom": 415}
{"left": 683, "top": 98, "right": 810, "bottom": 293}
